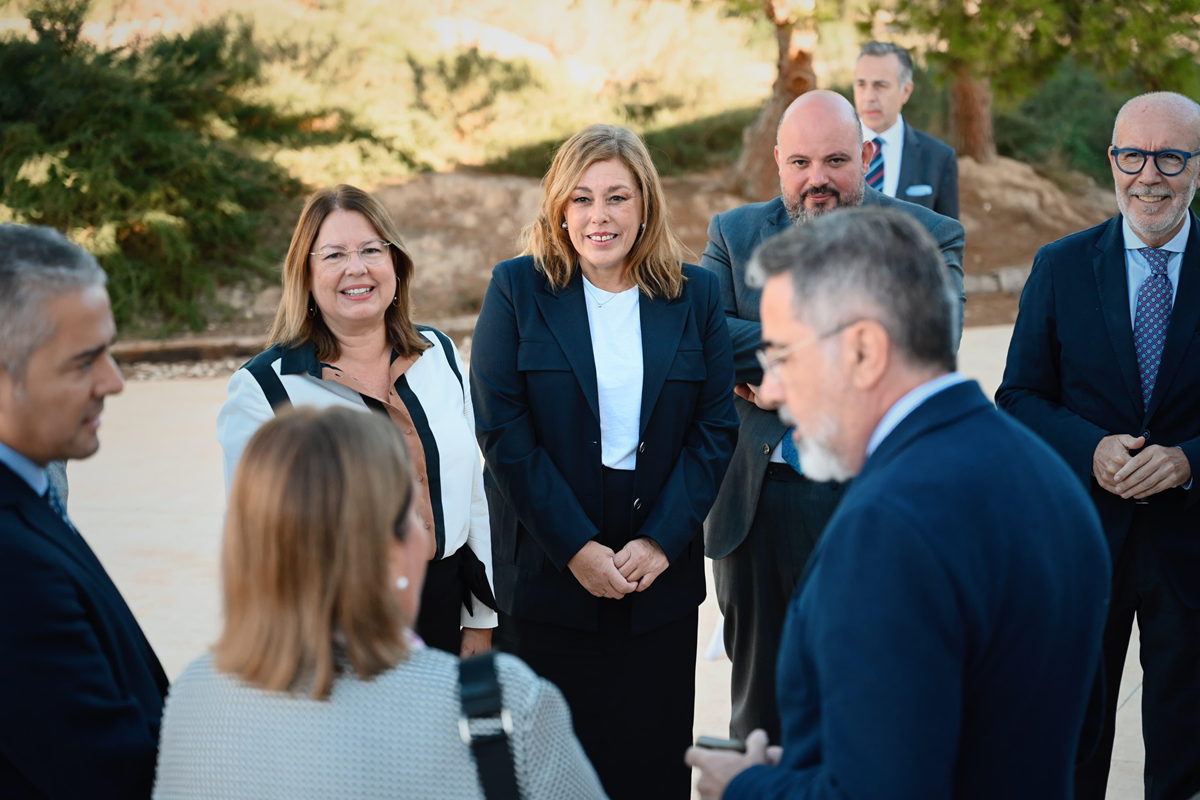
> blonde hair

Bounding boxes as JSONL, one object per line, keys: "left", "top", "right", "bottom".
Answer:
{"left": 522, "top": 124, "right": 688, "bottom": 299}
{"left": 268, "top": 185, "right": 430, "bottom": 363}
{"left": 214, "top": 407, "right": 414, "bottom": 700}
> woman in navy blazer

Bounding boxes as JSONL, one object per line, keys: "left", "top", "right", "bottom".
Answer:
{"left": 471, "top": 124, "right": 738, "bottom": 799}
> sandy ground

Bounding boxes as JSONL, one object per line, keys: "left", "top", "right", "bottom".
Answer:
{"left": 67, "top": 323, "right": 1145, "bottom": 798}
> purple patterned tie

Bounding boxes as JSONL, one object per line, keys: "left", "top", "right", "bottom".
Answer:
{"left": 1133, "top": 247, "right": 1173, "bottom": 410}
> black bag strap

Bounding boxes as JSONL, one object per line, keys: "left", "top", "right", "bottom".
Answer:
{"left": 245, "top": 359, "right": 292, "bottom": 413}
{"left": 459, "top": 652, "right": 520, "bottom": 800}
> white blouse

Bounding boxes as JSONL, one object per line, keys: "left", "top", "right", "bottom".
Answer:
{"left": 582, "top": 277, "right": 643, "bottom": 471}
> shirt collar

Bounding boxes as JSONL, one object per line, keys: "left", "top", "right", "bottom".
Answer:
{"left": 866, "top": 371, "right": 968, "bottom": 459}
{"left": 1122, "top": 212, "right": 1190, "bottom": 253}
{"left": 863, "top": 114, "right": 905, "bottom": 147}
{"left": 0, "top": 440, "right": 49, "bottom": 496}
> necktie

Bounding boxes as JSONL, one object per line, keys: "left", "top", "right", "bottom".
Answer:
{"left": 1133, "top": 247, "right": 1174, "bottom": 410}
{"left": 45, "top": 482, "right": 76, "bottom": 534}
{"left": 866, "top": 137, "right": 885, "bottom": 191}
{"left": 779, "top": 427, "right": 803, "bottom": 475}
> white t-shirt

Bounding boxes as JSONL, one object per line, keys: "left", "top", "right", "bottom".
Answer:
{"left": 582, "top": 276, "right": 643, "bottom": 470}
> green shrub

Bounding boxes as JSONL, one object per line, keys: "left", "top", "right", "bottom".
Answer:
{"left": 0, "top": 0, "right": 406, "bottom": 333}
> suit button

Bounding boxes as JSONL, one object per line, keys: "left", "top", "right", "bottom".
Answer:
{"left": 638, "top": 441, "right": 645, "bottom": 454}
{"left": 416, "top": 475, "right": 424, "bottom": 483}
{"left": 423, "top": 522, "right": 431, "bottom": 530}
{"left": 1142, "top": 430, "right": 1150, "bottom": 439}
{"left": 762, "top": 444, "right": 771, "bottom": 455}
{"left": 633, "top": 498, "right": 642, "bottom": 510}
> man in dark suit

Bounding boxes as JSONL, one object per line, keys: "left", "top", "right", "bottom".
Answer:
{"left": 855, "top": 41, "right": 959, "bottom": 219}
{"left": 997, "top": 92, "right": 1200, "bottom": 800}
{"left": 688, "top": 207, "right": 1111, "bottom": 800}
{"left": 701, "top": 89, "right": 965, "bottom": 742}
{"left": 0, "top": 225, "right": 169, "bottom": 799}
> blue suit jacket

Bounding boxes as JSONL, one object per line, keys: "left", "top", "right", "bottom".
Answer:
{"left": 726, "top": 381, "right": 1111, "bottom": 800}
{"left": 996, "top": 214, "right": 1200, "bottom": 608}
{"left": 0, "top": 462, "right": 169, "bottom": 799}
{"left": 895, "top": 123, "right": 960, "bottom": 220}
{"left": 471, "top": 257, "right": 738, "bottom": 634}
{"left": 700, "top": 190, "right": 966, "bottom": 560}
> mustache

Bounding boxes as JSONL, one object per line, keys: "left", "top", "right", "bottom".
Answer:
{"left": 803, "top": 184, "right": 841, "bottom": 200}
{"left": 1129, "top": 187, "right": 1175, "bottom": 198}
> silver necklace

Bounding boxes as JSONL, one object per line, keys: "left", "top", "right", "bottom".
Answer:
{"left": 584, "top": 282, "right": 624, "bottom": 308}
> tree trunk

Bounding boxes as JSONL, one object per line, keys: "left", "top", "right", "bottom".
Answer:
{"left": 948, "top": 66, "right": 996, "bottom": 163}
{"left": 723, "top": 1, "right": 817, "bottom": 200}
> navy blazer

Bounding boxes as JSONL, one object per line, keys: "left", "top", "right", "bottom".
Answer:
{"left": 471, "top": 257, "right": 738, "bottom": 634}
{"left": 725, "top": 381, "right": 1111, "bottom": 800}
{"left": 895, "top": 123, "right": 960, "bottom": 220}
{"left": 997, "top": 213, "right": 1200, "bottom": 608}
{"left": 0, "top": 462, "right": 169, "bottom": 799}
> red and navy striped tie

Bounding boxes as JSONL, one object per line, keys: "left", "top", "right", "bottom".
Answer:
{"left": 866, "top": 137, "right": 885, "bottom": 190}
{"left": 1133, "top": 247, "right": 1173, "bottom": 410}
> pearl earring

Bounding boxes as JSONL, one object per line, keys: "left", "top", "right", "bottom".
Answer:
{"left": 396, "top": 576, "right": 409, "bottom": 590}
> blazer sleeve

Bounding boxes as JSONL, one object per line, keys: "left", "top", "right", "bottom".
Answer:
{"left": 931, "top": 214, "right": 966, "bottom": 351}
{"left": 934, "top": 151, "right": 960, "bottom": 221}
{"left": 451, "top": 338, "right": 498, "bottom": 629}
{"left": 0, "top": 544, "right": 159, "bottom": 797}
{"left": 471, "top": 266, "right": 601, "bottom": 572}
{"left": 637, "top": 274, "right": 739, "bottom": 563}
{"left": 216, "top": 368, "right": 276, "bottom": 496}
{"left": 699, "top": 212, "right": 766, "bottom": 385}
{"left": 995, "top": 249, "right": 1109, "bottom": 486}
{"left": 724, "top": 502, "right": 963, "bottom": 800}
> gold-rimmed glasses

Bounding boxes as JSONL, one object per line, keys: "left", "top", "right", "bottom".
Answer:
{"left": 310, "top": 239, "right": 392, "bottom": 268}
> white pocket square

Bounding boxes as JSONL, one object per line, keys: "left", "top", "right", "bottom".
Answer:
{"left": 905, "top": 184, "right": 934, "bottom": 197}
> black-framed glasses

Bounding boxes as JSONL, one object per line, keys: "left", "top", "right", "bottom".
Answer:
{"left": 310, "top": 239, "right": 392, "bottom": 268}
{"left": 755, "top": 319, "right": 863, "bottom": 380}
{"left": 1110, "top": 147, "right": 1200, "bottom": 177}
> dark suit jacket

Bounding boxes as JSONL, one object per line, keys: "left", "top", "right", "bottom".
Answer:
{"left": 471, "top": 257, "right": 738, "bottom": 634}
{"left": 895, "top": 122, "right": 960, "bottom": 220}
{"left": 997, "top": 213, "right": 1200, "bottom": 608}
{"left": 0, "top": 462, "right": 169, "bottom": 799}
{"left": 725, "top": 381, "right": 1111, "bottom": 800}
{"left": 700, "top": 189, "right": 966, "bottom": 560}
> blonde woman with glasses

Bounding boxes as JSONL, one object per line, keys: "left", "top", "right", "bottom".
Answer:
{"left": 154, "top": 408, "right": 606, "bottom": 799}
{"left": 218, "top": 185, "right": 496, "bottom": 658}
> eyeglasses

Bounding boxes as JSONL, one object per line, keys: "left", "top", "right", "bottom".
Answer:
{"left": 1110, "top": 147, "right": 1200, "bottom": 177}
{"left": 755, "top": 319, "right": 862, "bottom": 380}
{"left": 310, "top": 239, "right": 392, "bottom": 267}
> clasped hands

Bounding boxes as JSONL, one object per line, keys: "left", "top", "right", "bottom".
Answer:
{"left": 685, "top": 730, "right": 782, "bottom": 800}
{"left": 1093, "top": 434, "right": 1191, "bottom": 500}
{"left": 567, "top": 537, "right": 668, "bottom": 599}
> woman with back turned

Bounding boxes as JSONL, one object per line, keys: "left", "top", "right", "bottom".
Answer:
{"left": 154, "top": 407, "right": 606, "bottom": 799}
{"left": 471, "top": 124, "right": 739, "bottom": 799}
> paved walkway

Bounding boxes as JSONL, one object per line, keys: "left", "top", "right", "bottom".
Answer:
{"left": 67, "top": 324, "right": 1144, "bottom": 797}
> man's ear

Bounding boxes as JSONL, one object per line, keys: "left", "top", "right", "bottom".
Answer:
{"left": 860, "top": 141, "right": 875, "bottom": 176}
{"left": 900, "top": 81, "right": 914, "bottom": 105}
{"left": 774, "top": 144, "right": 783, "bottom": 173}
{"left": 846, "top": 321, "right": 890, "bottom": 390}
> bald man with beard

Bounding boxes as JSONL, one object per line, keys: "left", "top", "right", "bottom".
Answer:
{"left": 700, "top": 91, "right": 965, "bottom": 743}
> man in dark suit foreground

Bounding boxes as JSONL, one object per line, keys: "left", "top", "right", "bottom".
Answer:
{"left": 855, "top": 41, "right": 960, "bottom": 219}
{"left": 688, "top": 208, "right": 1111, "bottom": 799}
{"left": 0, "top": 225, "right": 169, "bottom": 799}
{"left": 998, "top": 92, "right": 1200, "bottom": 800}
{"left": 701, "top": 89, "right": 965, "bottom": 742}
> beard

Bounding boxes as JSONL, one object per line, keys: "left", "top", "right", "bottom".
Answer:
{"left": 778, "top": 405, "right": 855, "bottom": 483}
{"left": 782, "top": 175, "right": 866, "bottom": 226}
{"left": 1116, "top": 179, "right": 1198, "bottom": 237}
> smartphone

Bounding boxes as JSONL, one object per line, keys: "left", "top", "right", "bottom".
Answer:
{"left": 695, "top": 735, "right": 746, "bottom": 753}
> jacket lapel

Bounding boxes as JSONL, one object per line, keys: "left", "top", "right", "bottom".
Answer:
{"left": 534, "top": 273, "right": 601, "bottom": 423}
{"left": 1145, "top": 211, "right": 1200, "bottom": 422}
{"left": 1092, "top": 217, "right": 1145, "bottom": 417}
{"left": 638, "top": 292, "right": 690, "bottom": 436}
{"left": 0, "top": 464, "right": 111, "bottom": 581}
{"left": 895, "top": 121, "right": 920, "bottom": 195}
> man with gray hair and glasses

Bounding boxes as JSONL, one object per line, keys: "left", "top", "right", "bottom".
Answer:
{"left": 999, "top": 91, "right": 1200, "bottom": 800}
{"left": 688, "top": 207, "right": 1110, "bottom": 799}
{"left": 0, "top": 224, "right": 169, "bottom": 799}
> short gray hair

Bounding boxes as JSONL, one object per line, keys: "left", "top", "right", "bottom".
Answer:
{"left": 1111, "top": 91, "right": 1200, "bottom": 149}
{"left": 747, "top": 207, "right": 956, "bottom": 371}
{"left": 859, "top": 41, "right": 914, "bottom": 87}
{"left": 0, "top": 224, "right": 107, "bottom": 381}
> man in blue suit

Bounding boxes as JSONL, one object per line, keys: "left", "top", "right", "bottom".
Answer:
{"left": 0, "top": 225, "right": 169, "bottom": 799}
{"left": 688, "top": 208, "right": 1111, "bottom": 799}
{"left": 702, "top": 89, "right": 965, "bottom": 743}
{"left": 997, "top": 92, "right": 1200, "bottom": 800}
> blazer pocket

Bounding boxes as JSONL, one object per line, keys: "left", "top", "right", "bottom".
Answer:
{"left": 666, "top": 348, "right": 706, "bottom": 381}
{"left": 517, "top": 339, "right": 572, "bottom": 371}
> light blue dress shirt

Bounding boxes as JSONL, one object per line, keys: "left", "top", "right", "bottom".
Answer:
{"left": 0, "top": 439, "right": 49, "bottom": 496}
{"left": 1123, "top": 213, "right": 1188, "bottom": 319}
{"left": 865, "top": 372, "right": 969, "bottom": 460}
